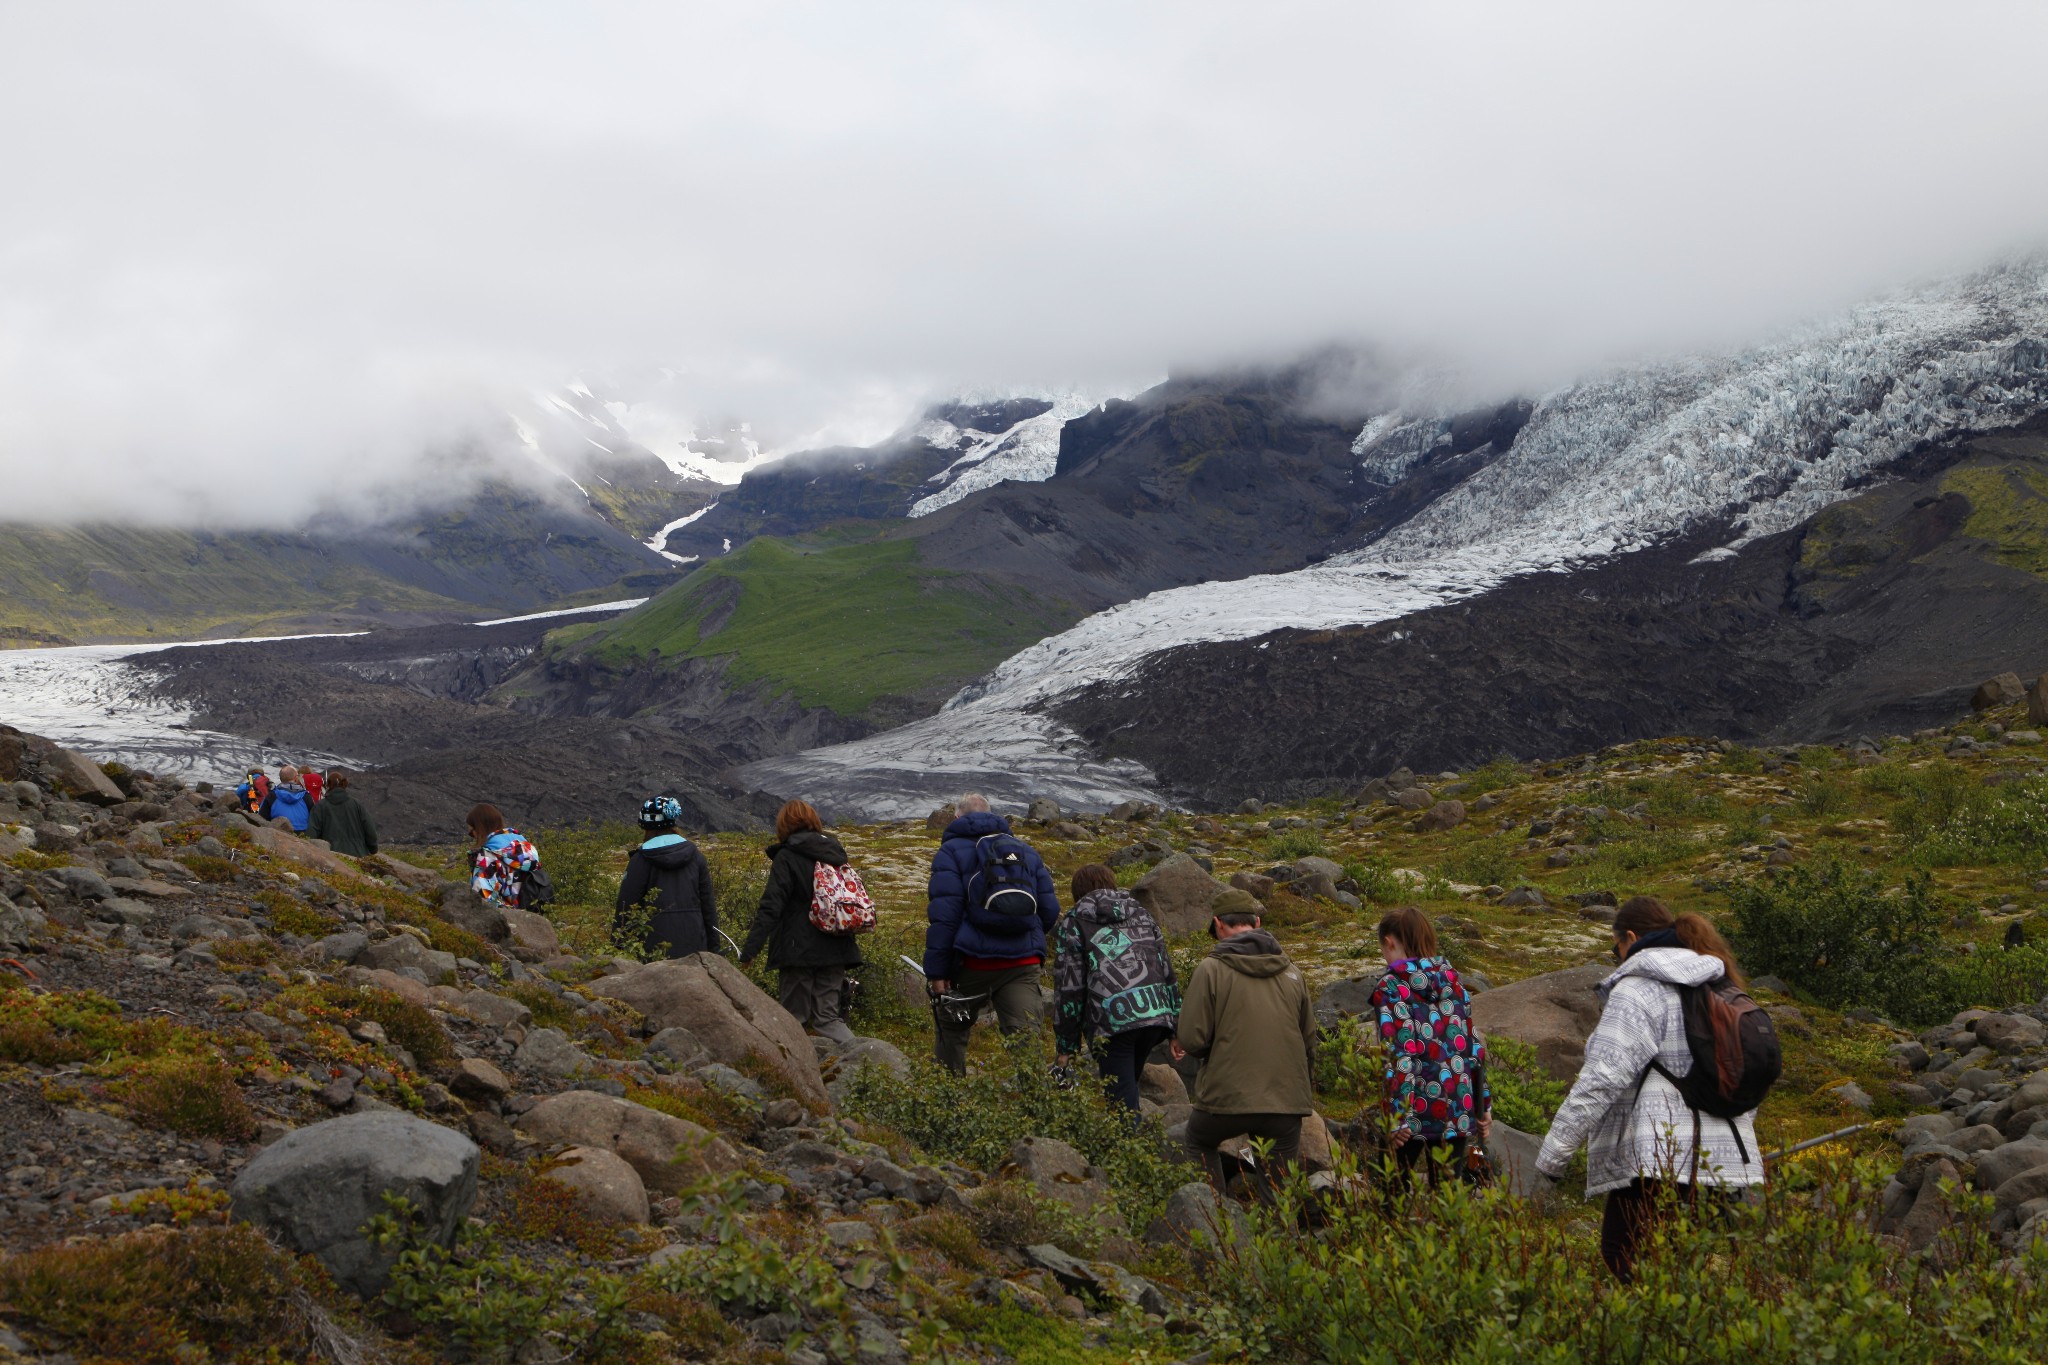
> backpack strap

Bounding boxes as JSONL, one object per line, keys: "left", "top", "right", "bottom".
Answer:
{"left": 1648, "top": 1058, "right": 1752, "bottom": 1167}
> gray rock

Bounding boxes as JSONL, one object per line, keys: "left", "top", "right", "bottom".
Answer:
{"left": 1976, "top": 1013, "right": 2047, "bottom": 1055}
{"left": 1484, "top": 1122, "right": 1548, "bottom": 1198}
{"left": 1897, "top": 1112, "right": 1964, "bottom": 1148}
{"left": 1469, "top": 961, "right": 1610, "bottom": 1081}
{"left": 169, "top": 913, "right": 246, "bottom": 944}
{"left": 1974, "top": 1139, "right": 2048, "bottom": 1192}
{"left": 826, "top": 1036, "right": 913, "bottom": 1105}
{"left": 1996, "top": 1164, "right": 2048, "bottom": 1212}
{"left": 695, "top": 1062, "right": 767, "bottom": 1103}
{"left": 1129, "top": 853, "right": 1231, "bottom": 936}
{"left": 515, "top": 1089, "right": 739, "bottom": 1194}
{"left": 1314, "top": 977, "right": 1379, "bottom": 1027}
{"left": 315, "top": 931, "right": 369, "bottom": 964}
{"left": 359, "top": 933, "right": 458, "bottom": 984}
{"left": 1899, "top": 1158, "right": 1960, "bottom": 1251}
{"left": 229, "top": 1112, "right": 480, "bottom": 1297}
{"left": 1831, "top": 1081, "right": 1874, "bottom": 1112}
{"left": 1144, "top": 1180, "right": 1248, "bottom": 1256}
{"left": 586, "top": 953, "right": 828, "bottom": 1109}
{"left": 1007, "top": 1136, "right": 1111, "bottom": 1218}
{"left": 453, "top": 990, "right": 532, "bottom": 1031}
{"left": 1888, "top": 1041, "right": 1930, "bottom": 1071}
{"left": 0, "top": 898, "right": 47, "bottom": 948}
{"left": 436, "top": 883, "right": 511, "bottom": 944}
{"left": 513, "top": 1027, "right": 591, "bottom": 1078}
{"left": 51, "top": 865, "right": 114, "bottom": 902}
{"left": 1023, "top": 1243, "right": 1169, "bottom": 1316}
{"left": 645, "top": 1026, "right": 710, "bottom": 1072}
{"left": 1949, "top": 1124, "right": 2009, "bottom": 1155}
{"left": 1025, "top": 797, "right": 1062, "bottom": 823}
{"left": 546, "top": 1146, "right": 649, "bottom": 1224}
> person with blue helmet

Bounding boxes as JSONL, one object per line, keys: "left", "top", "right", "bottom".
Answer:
{"left": 614, "top": 795, "right": 719, "bottom": 959}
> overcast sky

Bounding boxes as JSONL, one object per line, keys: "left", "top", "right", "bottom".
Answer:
{"left": 5, "top": 1, "right": 2048, "bottom": 525}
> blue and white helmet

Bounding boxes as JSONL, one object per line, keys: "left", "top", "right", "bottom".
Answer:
{"left": 639, "top": 795, "right": 683, "bottom": 830}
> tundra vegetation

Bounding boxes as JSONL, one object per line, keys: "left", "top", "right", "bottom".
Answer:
{"left": 2, "top": 699, "right": 2048, "bottom": 1361}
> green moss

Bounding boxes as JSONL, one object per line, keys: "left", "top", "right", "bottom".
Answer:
{"left": 566, "top": 536, "right": 1073, "bottom": 715}
{"left": 1948, "top": 462, "right": 2048, "bottom": 577}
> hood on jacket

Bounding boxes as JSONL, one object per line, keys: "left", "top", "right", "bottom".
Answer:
{"left": 941, "top": 811, "right": 1011, "bottom": 842}
{"left": 1599, "top": 946, "right": 1724, "bottom": 1000}
{"left": 1380, "top": 956, "right": 1462, "bottom": 1006}
{"left": 771, "top": 830, "right": 848, "bottom": 867}
{"left": 638, "top": 839, "right": 702, "bottom": 871}
{"left": 1073, "top": 887, "right": 1138, "bottom": 924}
{"left": 1209, "top": 928, "right": 1291, "bottom": 977}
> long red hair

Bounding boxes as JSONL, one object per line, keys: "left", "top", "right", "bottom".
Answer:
{"left": 1615, "top": 896, "right": 1746, "bottom": 987}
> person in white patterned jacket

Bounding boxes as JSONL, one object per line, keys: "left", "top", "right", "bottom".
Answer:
{"left": 1535, "top": 896, "right": 1765, "bottom": 1281}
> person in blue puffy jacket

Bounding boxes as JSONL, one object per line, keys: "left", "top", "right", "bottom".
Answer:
{"left": 260, "top": 765, "right": 312, "bottom": 832}
{"left": 922, "top": 794, "right": 1061, "bottom": 1074}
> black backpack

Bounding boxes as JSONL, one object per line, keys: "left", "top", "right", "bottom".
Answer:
{"left": 1646, "top": 976, "right": 1781, "bottom": 1161}
{"left": 968, "top": 833, "right": 1042, "bottom": 930}
{"left": 517, "top": 866, "right": 556, "bottom": 912}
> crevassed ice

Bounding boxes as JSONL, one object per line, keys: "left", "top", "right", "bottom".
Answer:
{"left": 746, "top": 261, "right": 2048, "bottom": 817}
{"left": 906, "top": 392, "right": 1113, "bottom": 517}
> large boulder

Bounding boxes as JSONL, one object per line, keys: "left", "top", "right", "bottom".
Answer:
{"left": 435, "top": 883, "right": 511, "bottom": 944}
{"left": 40, "top": 745, "right": 123, "bottom": 805}
{"left": 1485, "top": 1122, "right": 1547, "bottom": 1197}
{"left": 1131, "top": 854, "right": 1231, "bottom": 936}
{"left": 1314, "top": 976, "right": 1380, "bottom": 1027}
{"left": 1144, "top": 1181, "right": 1248, "bottom": 1258}
{"left": 1416, "top": 800, "right": 1467, "bottom": 834}
{"left": 514, "top": 1089, "right": 739, "bottom": 1194}
{"left": 247, "top": 824, "right": 359, "bottom": 880}
{"left": 1469, "top": 961, "right": 1611, "bottom": 1081}
{"left": 1974, "top": 673, "right": 2027, "bottom": 710}
{"left": 1974, "top": 1139, "right": 2048, "bottom": 1193}
{"left": 358, "top": 934, "right": 457, "bottom": 985}
{"left": 545, "top": 1147, "right": 650, "bottom": 1225}
{"left": 587, "top": 954, "right": 828, "bottom": 1109}
{"left": 229, "top": 1112, "right": 479, "bottom": 1296}
{"left": 502, "top": 908, "right": 559, "bottom": 957}
{"left": 367, "top": 854, "right": 441, "bottom": 890}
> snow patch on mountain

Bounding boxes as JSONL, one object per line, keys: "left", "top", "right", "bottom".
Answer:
{"left": 745, "top": 261, "right": 2048, "bottom": 817}
{"left": 907, "top": 392, "right": 1119, "bottom": 517}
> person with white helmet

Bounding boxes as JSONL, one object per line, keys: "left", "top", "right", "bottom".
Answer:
{"left": 614, "top": 795, "right": 719, "bottom": 959}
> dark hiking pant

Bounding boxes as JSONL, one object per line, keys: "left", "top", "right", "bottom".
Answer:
{"left": 779, "top": 967, "right": 854, "bottom": 1045}
{"left": 1600, "top": 1179, "right": 1726, "bottom": 1282}
{"left": 1095, "top": 1025, "right": 1174, "bottom": 1113}
{"left": 933, "top": 964, "right": 1041, "bottom": 1075}
{"left": 1187, "top": 1109, "right": 1303, "bottom": 1196}
{"left": 1391, "top": 1137, "right": 1469, "bottom": 1190}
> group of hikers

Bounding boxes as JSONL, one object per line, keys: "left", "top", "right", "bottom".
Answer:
{"left": 234, "top": 763, "right": 378, "bottom": 856}
{"left": 459, "top": 790, "right": 1772, "bottom": 1282}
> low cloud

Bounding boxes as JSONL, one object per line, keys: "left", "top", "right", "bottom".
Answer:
{"left": 5, "top": 2, "right": 2048, "bottom": 525}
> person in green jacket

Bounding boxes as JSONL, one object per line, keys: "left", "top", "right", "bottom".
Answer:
{"left": 305, "top": 771, "right": 378, "bottom": 858}
{"left": 1172, "top": 891, "right": 1318, "bottom": 1192}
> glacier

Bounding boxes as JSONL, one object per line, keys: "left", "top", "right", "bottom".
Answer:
{"left": 906, "top": 392, "right": 1117, "bottom": 517}
{"left": 742, "top": 261, "right": 2048, "bottom": 820}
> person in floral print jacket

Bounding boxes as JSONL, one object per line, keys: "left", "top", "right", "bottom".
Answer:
{"left": 466, "top": 802, "right": 540, "bottom": 909}
{"left": 1370, "top": 904, "right": 1492, "bottom": 1185}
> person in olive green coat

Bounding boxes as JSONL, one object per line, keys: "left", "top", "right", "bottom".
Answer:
{"left": 1171, "top": 892, "right": 1318, "bottom": 1190}
{"left": 305, "top": 771, "right": 379, "bottom": 858}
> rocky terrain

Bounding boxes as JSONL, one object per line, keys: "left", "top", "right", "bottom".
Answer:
{"left": 4, "top": 671, "right": 2048, "bottom": 1358}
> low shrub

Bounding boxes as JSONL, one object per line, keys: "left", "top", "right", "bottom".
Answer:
{"left": 1264, "top": 828, "right": 1329, "bottom": 861}
{"left": 176, "top": 853, "right": 239, "bottom": 884}
{"left": 1905, "top": 776, "right": 2048, "bottom": 868}
{"left": 646, "top": 1194, "right": 844, "bottom": 1316}
{"left": 1481, "top": 1036, "right": 1566, "bottom": 1134}
{"left": 839, "top": 1044, "right": 1187, "bottom": 1232}
{"left": 1202, "top": 1158, "right": 2048, "bottom": 1362}
{"left": 1343, "top": 856, "right": 1406, "bottom": 905}
{"left": 506, "top": 1163, "right": 626, "bottom": 1257}
{"left": 0, "top": 1224, "right": 323, "bottom": 1363}
{"left": 494, "top": 978, "right": 585, "bottom": 1033}
{"left": 305, "top": 982, "right": 453, "bottom": 1068}
{"left": 1460, "top": 756, "right": 1528, "bottom": 796}
{"left": 1726, "top": 857, "right": 1946, "bottom": 1023}
{"left": 121, "top": 1055, "right": 259, "bottom": 1141}
{"left": 1438, "top": 837, "right": 1514, "bottom": 888}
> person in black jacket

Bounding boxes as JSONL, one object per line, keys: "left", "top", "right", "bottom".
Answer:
{"left": 305, "top": 770, "right": 379, "bottom": 857}
{"left": 614, "top": 796, "right": 719, "bottom": 959}
{"left": 741, "top": 799, "right": 862, "bottom": 1044}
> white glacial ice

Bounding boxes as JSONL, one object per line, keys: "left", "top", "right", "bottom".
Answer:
{"left": 745, "top": 262, "right": 2048, "bottom": 819}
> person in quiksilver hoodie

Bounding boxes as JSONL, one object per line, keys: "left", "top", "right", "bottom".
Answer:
{"left": 614, "top": 796, "right": 719, "bottom": 959}
{"left": 1535, "top": 897, "right": 1765, "bottom": 1282}
{"left": 1053, "top": 863, "right": 1180, "bottom": 1113}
